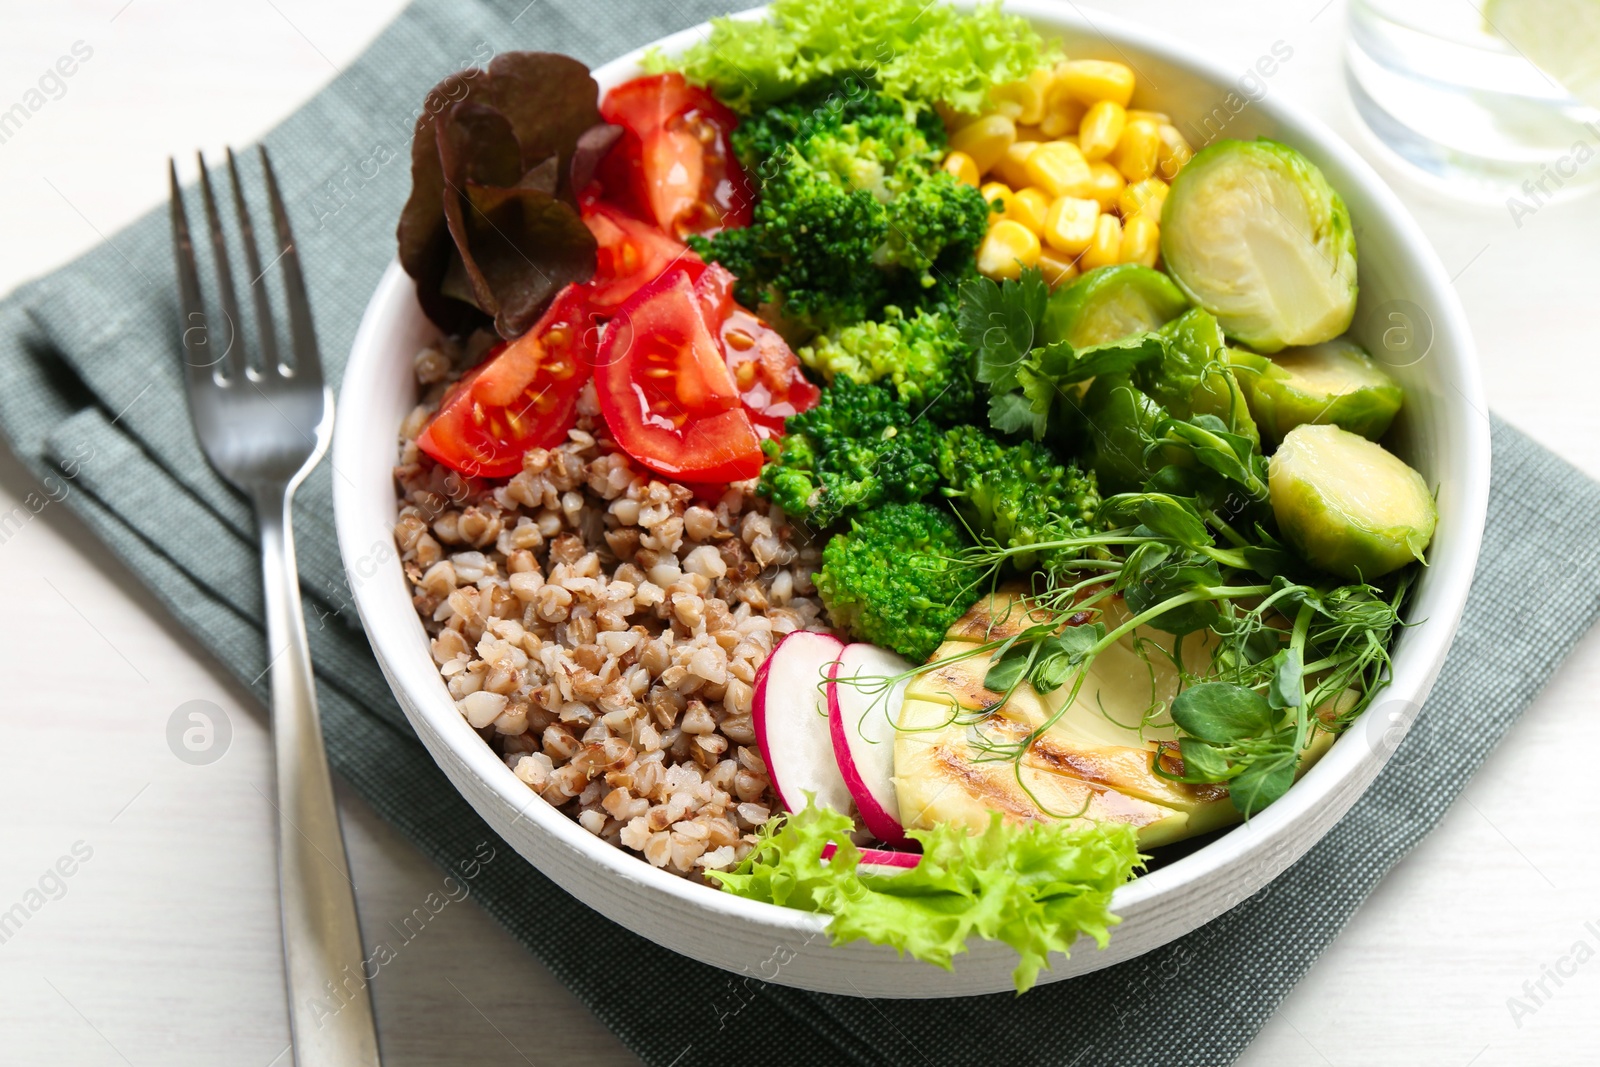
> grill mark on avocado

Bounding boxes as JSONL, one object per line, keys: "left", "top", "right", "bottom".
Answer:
{"left": 932, "top": 746, "right": 1039, "bottom": 818}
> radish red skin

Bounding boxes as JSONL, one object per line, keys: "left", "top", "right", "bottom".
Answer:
{"left": 821, "top": 842, "right": 920, "bottom": 871}
{"left": 753, "top": 630, "right": 849, "bottom": 816}
{"left": 826, "top": 645, "right": 912, "bottom": 847}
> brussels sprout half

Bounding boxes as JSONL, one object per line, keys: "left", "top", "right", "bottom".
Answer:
{"left": 1232, "top": 337, "right": 1403, "bottom": 444}
{"left": 1042, "top": 264, "right": 1188, "bottom": 350}
{"left": 1268, "top": 424, "right": 1435, "bottom": 581}
{"left": 1161, "top": 140, "right": 1358, "bottom": 353}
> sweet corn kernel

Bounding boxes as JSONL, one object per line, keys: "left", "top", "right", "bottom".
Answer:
{"left": 1083, "top": 160, "right": 1127, "bottom": 211}
{"left": 1119, "top": 215, "right": 1160, "bottom": 267}
{"left": 1038, "top": 92, "right": 1086, "bottom": 138}
{"left": 948, "top": 114, "right": 1017, "bottom": 176}
{"left": 1055, "top": 60, "right": 1136, "bottom": 108}
{"left": 980, "top": 181, "right": 1016, "bottom": 225}
{"left": 1010, "top": 187, "right": 1051, "bottom": 233}
{"left": 942, "top": 150, "right": 981, "bottom": 188}
{"left": 1156, "top": 124, "right": 1195, "bottom": 180}
{"left": 1110, "top": 118, "right": 1161, "bottom": 182}
{"left": 993, "top": 141, "right": 1040, "bottom": 188}
{"left": 977, "top": 220, "right": 1042, "bottom": 280}
{"left": 1127, "top": 109, "right": 1172, "bottom": 127}
{"left": 1024, "top": 140, "right": 1092, "bottom": 199}
{"left": 988, "top": 68, "right": 1052, "bottom": 126}
{"left": 1118, "top": 178, "right": 1169, "bottom": 222}
{"left": 1080, "top": 213, "right": 1123, "bottom": 270}
{"left": 1014, "top": 124, "right": 1048, "bottom": 142}
{"left": 1042, "top": 195, "right": 1100, "bottom": 256}
{"left": 1077, "top": 100, "right": 1127, "bottom": 162}
{"left": 1037, "top": 249, "right": 1081, "bottom": 288}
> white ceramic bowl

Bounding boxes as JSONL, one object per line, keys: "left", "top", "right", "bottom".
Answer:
{"left": 332, "top": 2, "right": 1489, "bottom": 997}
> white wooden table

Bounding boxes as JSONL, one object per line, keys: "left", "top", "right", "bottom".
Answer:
{"left": 1, "top": 2, "right": 1596, "bottom": 1064}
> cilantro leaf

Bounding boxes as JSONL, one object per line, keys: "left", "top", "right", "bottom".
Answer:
{"left": 960, "top": 269, "right": 1047, "bottom": 392}
{"left": 988, "top": 391, "right": 1043, "bottom": 437}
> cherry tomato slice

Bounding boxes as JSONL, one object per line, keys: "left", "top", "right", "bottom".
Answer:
{"left": 597, "top": 73, "right": 752, "bottom": 239}
{"left": 580, "top": 200, "right": 702, "bottom": 315}
{"left": 692, "top": 264, "right": 820, "bottom": 439}
{"left": 600, "top": 72, "right": 706, "bottom": 135}
{"left": 594, "top": 266, "right": 763, "bottom": 483}
{"left": 416, "top": 284, "right": 598, "bottom": 479}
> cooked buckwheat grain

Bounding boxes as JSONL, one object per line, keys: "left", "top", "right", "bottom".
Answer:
{"left": 394, "top": 337, "right": 826, "bottom": 878}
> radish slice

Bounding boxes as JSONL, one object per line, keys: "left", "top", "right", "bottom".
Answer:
{"left": 827, "top": 643, "right": 914, "bottom": 846}
{"left": 752, "top": 630, "right": 848, "bottom": 816}
{"left": 821, "top": 842, "right": 920, "bottom": 873}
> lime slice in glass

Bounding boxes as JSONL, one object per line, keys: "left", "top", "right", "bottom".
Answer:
{"left": 1483, "top": 0, "right": 1600, "bottom": 109}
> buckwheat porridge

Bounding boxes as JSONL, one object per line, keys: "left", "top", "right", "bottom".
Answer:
{"left": 392, "top": 335, "right": 826, "bottom": 879}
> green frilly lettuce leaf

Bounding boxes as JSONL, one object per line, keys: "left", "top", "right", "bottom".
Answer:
{"left": 709, "top": 801, "right": 1144, "bottom": 992}
{"left": 646, "top": 0, "right": 1052, "bottom": 116}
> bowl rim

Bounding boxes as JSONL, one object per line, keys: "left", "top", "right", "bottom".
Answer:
{"left": 333, "top": 0, "right": 1491, "bottom": 974}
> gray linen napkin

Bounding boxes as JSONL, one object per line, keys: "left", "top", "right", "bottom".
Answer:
{"left": 3, "top": 2, "right": 1598, "bottom": 1063}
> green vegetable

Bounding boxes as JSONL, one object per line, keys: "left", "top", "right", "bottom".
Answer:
{"left": 1071, "top": 318, "right": 1269, "bottom": 499}
{"left": 1079, "top": 373, "right": 1169, "bottom": 493}
{"left": 1166, "top": 680, "right": 1299, "bottom": 815}
{"left": 709, "top": 801, "right": 1142, "bottom": 993}
{"left": 692, "top": 82, "right": 987, "bottom": 333}
{"left": 815, "top": 501, "right": 972, "bottom": 661}
{"left": 758, "top": 378, "right": 942, "bottom": 527}
{"left": 799, "top": 306, "right": 978, "bottom": 425}
{"left": 1141, "top": 308, "right": 1259, "bottom": 444}
{"left": 875, "top": 384, "right": 1415, "bottom": 823}
{"left": 1160, "top": 139, "right": 1358, "bottom": 352}
{"left": 1268, "top": 423, "right": 1436, "bottom": 580}
{"left": 845, "top": 399, "right": 1413, "bottom": 826}
{"left": 1041, "top": 265, "right": 1189, "bottom": 350}
{"left": 1231, "top": 337, "right": 1403, "bottom": 443}
{"left": 961, "top": 268, "right": 1168, "bottom": 441}
{"left": 648, "top": 0, "right": 1051, "bottom": 116}
{"left": 937, "top": 425, "right": 1101, "bottom": 571}
{"left": 962, "top": 268, "right": 1049, "bottom": 391}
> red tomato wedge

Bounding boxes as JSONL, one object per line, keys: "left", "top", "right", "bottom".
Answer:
{"left": 581, "top": 200, "right": 702, "bottom": 315}
{"left": 594, "top": 267, "right": 764, "bottom": 483}
{"left": 692, "top": 264, "right": 820, "bottom": 439}
{"left": 597, "top": 73, "right": 752, "bottom": 239}
{"left": 417, "top": 284, "right": 598, "bottom": 479}
{"left": 600, "top": 72, "right": 706, "bottom": 135}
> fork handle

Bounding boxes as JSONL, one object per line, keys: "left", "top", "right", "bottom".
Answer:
{"left": 256, "top": 485, "right": 382, "bottom": 1066}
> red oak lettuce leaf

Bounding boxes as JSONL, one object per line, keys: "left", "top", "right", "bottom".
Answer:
{"left": 569, "top": 122, "right": 625, "bottom": 200}
{"left": 397, "top": 52, "right": 606, "bottom": 339}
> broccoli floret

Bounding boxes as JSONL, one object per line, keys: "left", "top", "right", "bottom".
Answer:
{"left": 938, "top": 425, "right": 1102, "bottom": 571}
{"left": 692, "top": 81, "right": 988, "bottom": 334}
{"left": 759, "top": 378, "right": 942, "bottom": 528}
{"left": 815, "top": 502, "right": 973, "bottom": 662}
{"left": 798, "top": 306, "right": 978, "bottom": 425}
{"left": 883, "top": 173, "right": 991, "bottom": 280}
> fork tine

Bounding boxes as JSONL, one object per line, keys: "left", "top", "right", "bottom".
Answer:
{"left": 167, "top": 159, "right": 212, "bottom": 377}
{"left": 225, "top": 147, "right": 281, "bottom": 377}
{"left": 258, "top": 145, "right": 321, "bottom": 385}
{"left": 195, "top": 151, "right": 247, "bottom": 383}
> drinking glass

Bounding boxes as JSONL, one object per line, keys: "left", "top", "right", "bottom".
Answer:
{"left": 1346, "top": 0, "right": 1600, "bottom": 202}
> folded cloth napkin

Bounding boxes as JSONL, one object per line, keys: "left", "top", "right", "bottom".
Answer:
{"left": 3, "top": 1, "right": 1599, "bottom": 1063}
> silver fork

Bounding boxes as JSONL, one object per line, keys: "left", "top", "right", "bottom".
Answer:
{"left": 169, "top": 147, "right": 381, "bottom": 1067}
